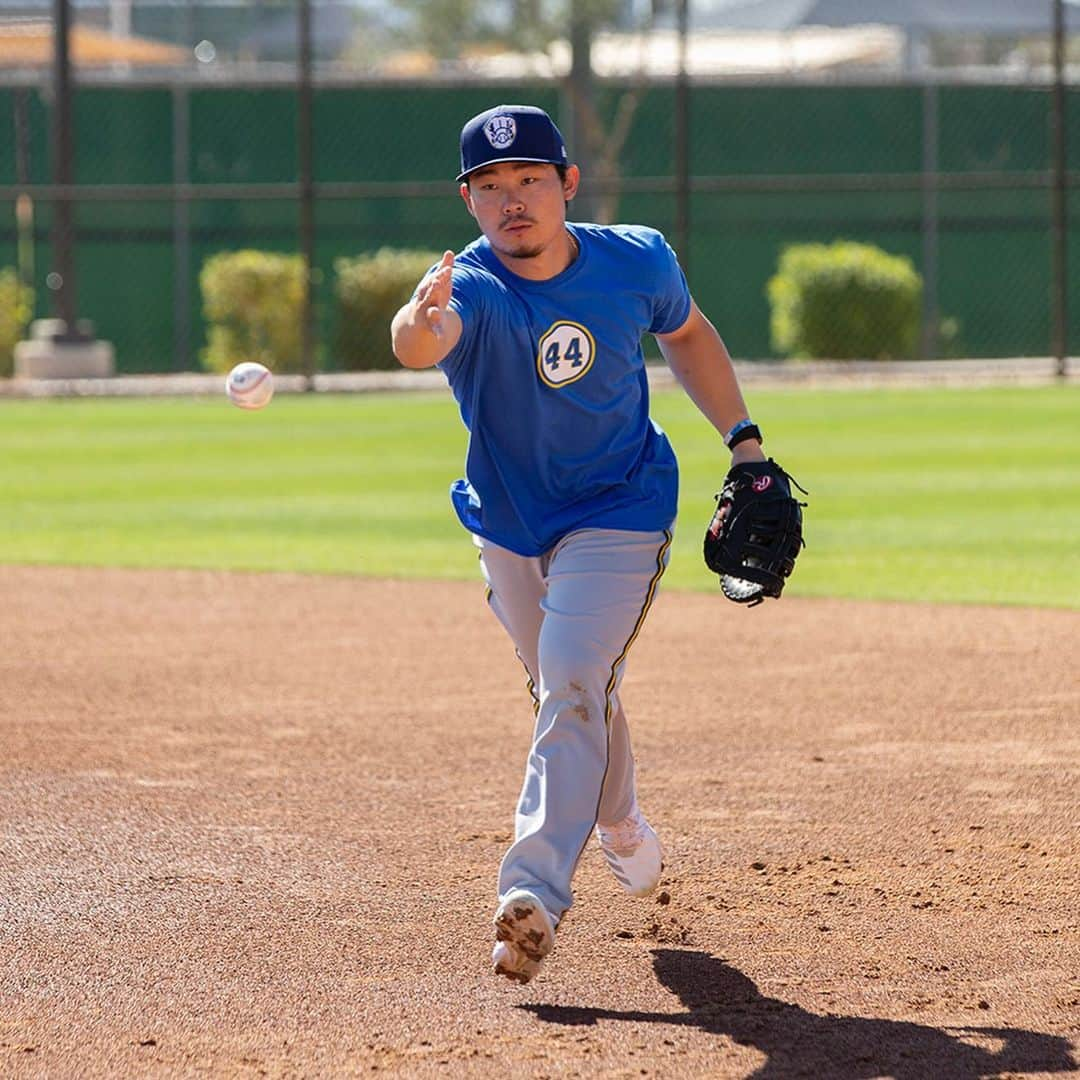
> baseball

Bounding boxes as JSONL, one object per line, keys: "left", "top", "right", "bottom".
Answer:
{"left": 225, "top": 361, "right": 274, "bottom": 410}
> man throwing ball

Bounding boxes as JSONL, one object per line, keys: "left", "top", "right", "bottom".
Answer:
{"left": 392, "top": 105, "right": 801, "bottom": 984}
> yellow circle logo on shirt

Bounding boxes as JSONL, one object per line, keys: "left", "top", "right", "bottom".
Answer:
{"left": 536, "top": 321, "right": 596, "bottom": 388}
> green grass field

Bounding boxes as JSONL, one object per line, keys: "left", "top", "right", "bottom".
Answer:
{"left": 2, "top": 383, "right": 1078, "bottom": 608}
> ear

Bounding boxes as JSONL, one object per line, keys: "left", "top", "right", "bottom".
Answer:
{"left": 562, "top": 164, "right": 581, "bottom": 202}
{"left": 459, "top": 182, "right": 477, "bottom": 220}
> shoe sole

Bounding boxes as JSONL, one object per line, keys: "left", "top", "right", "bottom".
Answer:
{"left": 492, "top": 892, "right": 554, "bottom": 984}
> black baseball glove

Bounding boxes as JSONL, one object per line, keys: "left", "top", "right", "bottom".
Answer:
{"left": 703, "top": 458, "right": 807, "bottom": 606}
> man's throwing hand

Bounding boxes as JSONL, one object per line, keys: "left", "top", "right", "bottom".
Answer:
{"left": 418, "top": 250, "right": 454, "bottom": 338}
{"left": 391, "top": 249, "right": 463, "bottom": 368}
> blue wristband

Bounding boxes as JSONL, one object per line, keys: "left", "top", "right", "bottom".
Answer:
{"left": 723, "top": 418, "right": 756, "bottom": 447}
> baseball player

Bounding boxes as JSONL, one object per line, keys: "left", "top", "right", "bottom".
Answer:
{"left": 391, "top": 104, "right": 768, "bottom": 985}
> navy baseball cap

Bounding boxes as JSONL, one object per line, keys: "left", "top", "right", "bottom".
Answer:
{"left": 457, "top": 104, "right": 568, "bottom": 182}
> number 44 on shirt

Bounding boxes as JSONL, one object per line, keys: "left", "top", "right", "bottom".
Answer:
{"left": 537, "top": 321, "right": 596, "bottom": 388}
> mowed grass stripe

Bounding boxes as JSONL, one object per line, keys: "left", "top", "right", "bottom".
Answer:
{"left": 1, "top": 384, "right": 1077, "bottom": 607}
{"left": 654, "top": 383, "right": 1079, "bottom": 607}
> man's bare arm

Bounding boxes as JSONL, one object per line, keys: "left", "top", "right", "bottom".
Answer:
{"left": 656, "top": 301, "right": 766, "bottom": 464}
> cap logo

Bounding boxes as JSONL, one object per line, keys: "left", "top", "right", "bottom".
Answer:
{"left": 483, "top": 115, "right": 517, "bottom": 149}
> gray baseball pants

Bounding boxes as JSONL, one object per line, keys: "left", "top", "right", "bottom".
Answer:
{"left": 474, "top": 527, "right": 672, "bottom": 924}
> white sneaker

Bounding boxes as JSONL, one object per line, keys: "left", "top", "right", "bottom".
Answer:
{"left": 596, "top": 807, "right": 664, "bottom": 897}
{"left": 491, "top": 889, "right": 556, "bottom": 985}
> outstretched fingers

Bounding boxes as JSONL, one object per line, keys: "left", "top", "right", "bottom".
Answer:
{"left": 421, "top": 250, "right": 455, "bottom": 337}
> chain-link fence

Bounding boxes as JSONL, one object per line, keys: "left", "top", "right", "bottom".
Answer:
{"left": 1, "top": 0, "right": 1077, "bottom": 374}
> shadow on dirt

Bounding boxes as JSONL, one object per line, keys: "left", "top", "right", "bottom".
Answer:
{"left": 521, "top": 949, "right": 1077, "bottom": 1079}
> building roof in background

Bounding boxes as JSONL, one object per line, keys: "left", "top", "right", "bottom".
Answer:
{"left": 694, "top": 0, "right": 1080, "bottom": 34}
{"left": 0, "top": 18, "right": 188, "bottom": 67}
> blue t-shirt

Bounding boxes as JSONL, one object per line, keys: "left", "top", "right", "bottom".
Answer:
{"left": 437, "top": 222, "right": 692, "bottom": 557}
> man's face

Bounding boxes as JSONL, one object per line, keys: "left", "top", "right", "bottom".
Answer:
{"left": 460, "top": 161, "right": 579, "bottom": 262}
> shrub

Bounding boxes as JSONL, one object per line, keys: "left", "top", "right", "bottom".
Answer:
{"left": 335, "top": 248, "right": 442, "bottom": 370}
{"left": 767, "top": 241, "right": 922, "bottom": 360}
{"left": 199, "top": 250, "right": 306, "bottom": 373}
{"left": 0, "top": 268, "right": 33, "bottom": 377}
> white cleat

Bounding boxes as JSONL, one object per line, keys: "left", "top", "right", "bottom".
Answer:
{"left": 491, "top": 889, "right": 556, "bottom": 985}
{"left": 596, "top": 807, "right": 665, "bottom": 897}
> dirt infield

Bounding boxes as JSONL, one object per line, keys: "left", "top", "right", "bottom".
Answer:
{"left": 1, "top": 566, "right": 1077, "bottom": 1079}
